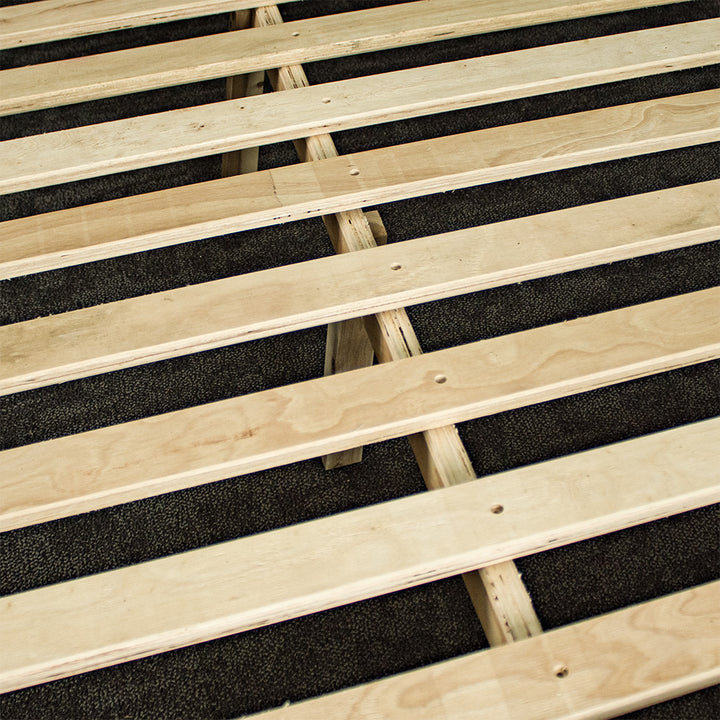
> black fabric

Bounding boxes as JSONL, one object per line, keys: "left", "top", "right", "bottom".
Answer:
{"left": 1, "top": 0, "right": 718, "bottom": 717}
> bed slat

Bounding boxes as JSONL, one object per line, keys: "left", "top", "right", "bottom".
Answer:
{"left": 3, "top": 91, "right": 719, "bottom": 276}
{"left": 0, "top": 0, "right": 684, "bottom": 50}
{"left": 4, "top": 1, "right": 709, "bottom": 113}
{"left": 3, "top": 181, "right": 717, "bottom": 395}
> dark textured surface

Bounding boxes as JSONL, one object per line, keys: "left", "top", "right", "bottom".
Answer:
{"left": 1, "top": 0, "right": 719, "bottom": 717}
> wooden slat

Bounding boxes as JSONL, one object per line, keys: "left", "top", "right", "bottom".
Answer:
{"left": 0, "top": 0, "right": 692, "bottom": 114}
{"left": 0, "top": 0, "right": 300, "bottom": 49}
{"left": 4, "top": 92, "right": 720, "bottom": 278}
{"left": 258, "top": 580, "right": 720, "bottom": 719}
{"left": 1, "top": 22, "right": 717, "bottom": 192}
{"left": 1, "top": 419, "right": 718, "bottom": 693}
{"left": 1, "top": 288, "right": 718, "bottom": 530}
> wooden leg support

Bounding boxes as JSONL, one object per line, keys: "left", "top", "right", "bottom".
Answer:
{"left": 259, "top": 8, "right": 385, "bottom": 470}
{"left": 255, "top": 3, "right": 542, "bottom": 645}
{"left": 323, "top": 211, "right": 388, "bottom": 469}
{"left": 221, "top": 10, "right": 265, "bottom": 177}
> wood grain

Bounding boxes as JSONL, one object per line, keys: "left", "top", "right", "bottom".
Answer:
{"left": 1, "top": 0, "right": 695, "bottom": 112}
{"left": 258, "top": 580, "right": 720, "bottom": 719}
{"left": 3, "top": 92, "right": 719, "bottom": 278}
{"left": 1, "top": 22, "right": 717, "bottom": 191}
{"left": 1, "top": 288, "right": 718, "bottom": 530}
{"left": 1, "top": 419, "right": 717, "bottom": 693}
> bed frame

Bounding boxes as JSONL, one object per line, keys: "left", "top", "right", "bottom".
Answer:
{"left": 1, "top": 0, "right": 718, "bottom": 716}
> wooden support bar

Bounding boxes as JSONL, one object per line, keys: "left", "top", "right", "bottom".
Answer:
{"left": 364, "top": 302, "right": 543, "bottom": 643}
{"left": 3, "top": 90, "right": 718, "bottom": 277}
{"left": 1, "top": 22, "right": 717, "bottom": 190}
{"left": 1, "top": 419, "right": 717, "bottom": 693}
{"left": 256, "top": 2, "right": 540, "bottom": 631}
{"left": 253, "top": 3, "right": 384, "bottom": 469}
{"left": 0, "top": 0, "right": 692, "bottom": 107}
{"left": 0, "top": 0, "right": 302, "bottom": 49}
{"left": 257, "top": 580, "right": 720, "bottom": 719}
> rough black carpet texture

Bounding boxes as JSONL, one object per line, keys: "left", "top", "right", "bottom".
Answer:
{"left": 0, "top": 0, "right": 719, "bottom": 717}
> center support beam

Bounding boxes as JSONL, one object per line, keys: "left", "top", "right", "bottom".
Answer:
{"left": 255, "top": 4, "right": 542, "bottom": 645}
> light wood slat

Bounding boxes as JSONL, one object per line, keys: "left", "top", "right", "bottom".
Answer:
{"left": 0, "top": 0, "right": 300, "bottom": 49}
{"left": 1, "top": 288, "right": 718, "bottom": 531}
{"left": 1, "top": 22, "right": 717, "bottom": 192}
{"left": 258, "top": 580, "right": 720, "bottom": 720}
{"left": 0, "top": 0, "right": 692, "bottom": 114}
{"left": 4, "top": 93, "right": 720, "bottom": 278}
{"left": 1, "top": 419, "right": 717, "bottom": 693}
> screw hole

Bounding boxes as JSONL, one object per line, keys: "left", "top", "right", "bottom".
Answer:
{"left": 554, "top": 664, "right": 569, "bottom": 678}
{"left": 390, "top": 263, "right": 402, "bottom": 270}
{"left": 321, "top": 97, "right": 332, "bottom": 104}
{"left": 349, "top": 168, "right": 360, "bottom": 176}
{"left": 490, "top": 504, "right": 504, "bottom": 514}
{"left": 434, "top": 374, "right": 447, "bottom": 384}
